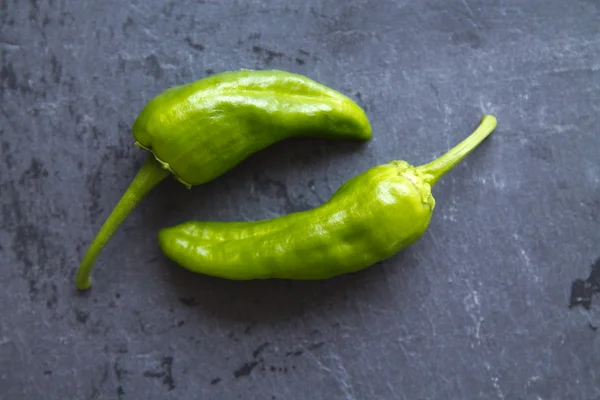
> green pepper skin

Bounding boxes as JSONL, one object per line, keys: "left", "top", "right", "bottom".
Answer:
{"left": 133, "top": 69, "right": 372, "bottom": 187}
{"left": 158, "top": 161, "right": 433, "bottom": 279}
{"left": 75, "top": 69, "right": 371, "bottom": 290}
{"left": 158, "top": 115, "right": 497, "bottom": 280}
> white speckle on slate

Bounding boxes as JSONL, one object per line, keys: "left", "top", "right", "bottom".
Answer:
{"left": 491, "top": 375, "right": 505, "bottom": 399}
{"left": 526, "top": 375, "right": 542, "bottom": 388}
{"left": 442, "top": 205, "right": 458, "bottom": 222}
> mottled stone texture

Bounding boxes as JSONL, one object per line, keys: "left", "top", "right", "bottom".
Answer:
{"left": 1, "top": 0, "right": 600, "bottom": 399}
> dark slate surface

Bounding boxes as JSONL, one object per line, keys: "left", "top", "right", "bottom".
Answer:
{"left": 1, "top": 0, "right": 599, "bottom": 399}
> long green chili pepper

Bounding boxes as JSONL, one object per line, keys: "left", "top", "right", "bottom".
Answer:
{"left": 75, "top": 70, "right": 371, "bottom": 290}
{"left": 158, "top": 115, "right": 497, "bottom": 280}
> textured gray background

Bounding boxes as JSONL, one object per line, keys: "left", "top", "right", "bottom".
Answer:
{"left": 1, "top": 0, "right": 600, "bottom": 399}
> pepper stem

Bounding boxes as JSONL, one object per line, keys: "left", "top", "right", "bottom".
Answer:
{"left": 417, "top": 115, "right": 497, "bottom": 186}
{"left": 75, "top": 154, "right": 170, "bottom": 290}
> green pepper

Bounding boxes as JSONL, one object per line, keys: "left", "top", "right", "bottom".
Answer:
{"left": 157, "top": 115, "right": 497, "bottom": 280}
{"left": 75, "top": 69, "right": 372, "bottom": 290}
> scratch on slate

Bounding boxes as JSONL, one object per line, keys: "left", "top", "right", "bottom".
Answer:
{"left": 460, "top": 0, "right": 478, "bottom": 28}
{"left": 486, "top": 65, "right": 600, "bottom": 87}
{"left": 329, "top": 353, "right": 355, "bottom": 400}
{"left": 463, "top": 285, "right": 483, "bottom": 346}
{"left": 307, "top": 349, "right": 355, "bottom": 400}
{"left": 442, "top": 104, "right": 452, "bottom": 150}
{"left": 519, "top": 248, "right": 539, "bottom": 283}
{"left": 0, "top": 41, "right": 20, "bottom": 50}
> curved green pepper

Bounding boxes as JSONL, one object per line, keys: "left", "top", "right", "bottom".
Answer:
{"left": 158, "top": 115, "right": 497, "bottom": 280}
{"left": 75, "top": 69, "right": 372, "bottom": 290}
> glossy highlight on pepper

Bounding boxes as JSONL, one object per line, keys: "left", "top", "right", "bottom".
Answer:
{"left": 158, "top": 115, "right": 497, "bottom": 280}
{"left": 74, "top": 69, "right": 372, "bottom": 290}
